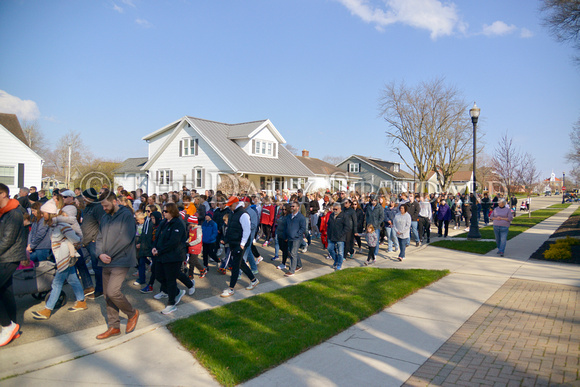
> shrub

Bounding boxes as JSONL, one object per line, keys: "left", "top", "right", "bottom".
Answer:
{"left": 543, "top": 237, "right": 580, "bottom": 261}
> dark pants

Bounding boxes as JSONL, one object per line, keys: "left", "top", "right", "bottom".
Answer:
{"left": 229, "top": 243, "right": 255, "bottom": 289}
{"left": 354, "top": 234, "right": 362, "bottom": 249}
{"left": 278, "top": 238, "right": 289, "bottom": 265}
{"left": 345, "top": 231, "right": 354, "bottom": 255}
{"left": 202, "top": 242, "right": 219, "bottom": 267}
{"left": 147, "top": 258, "right": 157, "bottom": 286}
{"left": 262, "top": 224, "right": 272, "bottom": 241}
{"left": 75, "top": 247, "right": 93, "bottom": 290}
{"left": 418, "top": 216, "right": 430, "bottom": 242}
{"left": 0, "top": 262, "right": 18, "bottom": 327}
{"left": 86, "top": 242, "right": 103, "bottom": 293}
{"left": 438, "top": 220, "right": 450, "bottom": 237}
{"left": 367, "top": 247, "right": 376, "bottom": 262}
{"left": 137, "top": 256, "right": 149, "bottom": 285}
{"left": 102, "top": 266, "right": 136, "bottom": 330}
{"left": 158, "top": 261, "right": 193, "bottom": 294}
{"left": 158, "top": 261, "right": 181, "bottom": 305}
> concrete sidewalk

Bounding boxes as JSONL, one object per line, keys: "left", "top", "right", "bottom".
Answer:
{"left": 1, "top": 204, "right": 578, "bottom": 386}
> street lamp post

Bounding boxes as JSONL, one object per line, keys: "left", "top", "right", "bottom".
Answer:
{"left": 467, "top": 102, "right": 481, "bottom": 240}
{"left": 562, "top": 172, "right": 566, "bottom": 204}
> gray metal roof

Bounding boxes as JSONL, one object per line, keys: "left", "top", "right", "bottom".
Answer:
{"left": 114, "top": 157, "right": 148, "bottom": 174}
{"left": 186, "top": 117, "right": 314, "bottom": 178}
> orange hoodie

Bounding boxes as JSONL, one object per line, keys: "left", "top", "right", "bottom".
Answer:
{"left": 0, "top": 199, "right": 19, "bottom": 218}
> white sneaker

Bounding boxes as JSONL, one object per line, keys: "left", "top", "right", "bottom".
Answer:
{"left": 276, "top": 264, "right": 286, "bottom": 270}
{"left": 188, "top": 280, "right": 196, "bottom": 295}
{"left": 246, "top": 279, "right": 259, "bottom": 290}
{"left": 0, "top": 322, "right": 19, "bottom": 347}
{"left": 161, "top": 305, "right": 177, "bottom": 315}
{"left": 221, "top": 288, "right": 234, "bottom": 298}
{"left": 465, "top": 228, "right": 469, "bottom": 231}
{"left": 175, "top": 289, "right": 186, "bottom": 305}
{"left": 256, "top": 256, "right": 263, "bottom": 264}
{"left": 154, "top": 291, "right": 168, "bottom": 300}
{"left": 453, "top": 226, "right": 457, "bottom": 230}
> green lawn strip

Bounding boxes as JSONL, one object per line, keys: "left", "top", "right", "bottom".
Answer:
{"left": 443, "top": 204, "right": 570, "bottom": 254}
{"left": 168, "top": 268, "right": 448, "bottom": 386}
{"left": 571, "top": 205, "right": 580, "bottom": 216}
{"left": 429, "top": 240, "right": 498, "bottom": 254}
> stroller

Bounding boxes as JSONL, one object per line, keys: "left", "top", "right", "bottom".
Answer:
{"left": 520, "top": 201, "right": 528, "bottom": 211}
{"left": 13, "top": 260, "right": 67, "bottom": 309}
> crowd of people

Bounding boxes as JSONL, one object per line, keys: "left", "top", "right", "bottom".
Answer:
{"left": 0, "top": 182, "right": 517, "bottom": 347}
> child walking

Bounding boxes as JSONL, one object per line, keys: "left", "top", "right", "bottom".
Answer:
{"left": 357, "top": 224, "right": 378, "bottom": 266}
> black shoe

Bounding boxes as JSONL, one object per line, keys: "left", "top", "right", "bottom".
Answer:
{"left": 427, "top": 239, "right": 430, "bottom": 243}
{"left": 415, "top": 242, "right": 420, "bottom": 247}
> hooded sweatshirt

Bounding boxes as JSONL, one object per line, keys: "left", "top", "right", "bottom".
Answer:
{"left": 96, "top": 205, "right": 137, "bottom": 268}
{"left": 0, "top": 199, "right": 27, "bottom": 263}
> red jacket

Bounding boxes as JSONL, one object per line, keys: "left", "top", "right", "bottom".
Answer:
{"left": 260, "top": 205, "right": 276, "bottom": 226}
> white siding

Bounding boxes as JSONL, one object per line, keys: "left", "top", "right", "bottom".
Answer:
{"left": 0, "top": 127, "right": 43, "bottom": 194}
{"left": 114, "top": 173, "right": 148, "bottom": 192}
{"left": 147, "top": 126, "right": 231, "bottom": 194}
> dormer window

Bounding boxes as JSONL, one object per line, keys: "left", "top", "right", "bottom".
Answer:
{"left": 252, "top": 139, "right": 277, "bottom": 157}
{"left": 393, "top": 164, "right": 399, "bottom": 172}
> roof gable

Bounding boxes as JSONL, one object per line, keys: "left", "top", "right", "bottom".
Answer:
{"left": 0, "top": 113, "right": 28, "bottom": 146}
{"left": 114, "top": 157, "right": 148, "bottom": 174}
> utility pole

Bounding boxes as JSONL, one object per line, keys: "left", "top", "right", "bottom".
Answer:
{"left": 67, "top": 143, "right": 72, "bottom": 189}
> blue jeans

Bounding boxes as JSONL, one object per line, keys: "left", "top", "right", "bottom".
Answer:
{"left": 410, "top": 221, "right": 419, "bottom": 243}
{"left": 493, "top": 226, "right": 509, "bottom": 253}
{"left": 386, "top": 227, "right": 399, "bottom": 252}
{"left": 327, "top": 240, "right": 345, "bottom": 270}
{"left": 274, "top": 236, "right": 280, "bottom": 258}
{"left": 75, "top": 248, "right": 93, "bottom": 290}
{"left": 86, "top": 241, "right": 103, "bottom": 293}
{"left": 397, "top": 237, "right": 410, "bottom": 258}
{"left": 30, "top": 249, "right": 50, "bottom": 264}
{"left": 243, "top": 229, "right": 258, "bottom": 271}
{"left": 46, "top": 266, "right": 84, "bottom": 310}
{"left": 374, "top": 229, "right": 381, "bottom": 255}
{"left": 483, "top": 208, "right": 490, "bottom": 224}
{"left": 288, "top": 240, "right": 302, "bottom": 273}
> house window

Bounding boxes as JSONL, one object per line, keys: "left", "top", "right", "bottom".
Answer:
{"left": 181, "top": 138, "right": 198, "bottom": 157}
{"left": 158, "top": 169, "right": 172, "bottom": 185}
{"left": 0, "top": 166, "right": 14, "bottom": 185}
{"left": 192, "top": 167, "right": 204, "bottom": 189}
{"left": 290, "top": 178, "right": 305, "bottom": 190}
{"left": 253, "top": 140, "right": 275, "bottom": 156}
{"left": 393, "top": 164, "right": 399, "bottom": 173}
{"left": 349, "top": 163, "right": 360, "bottom": 173}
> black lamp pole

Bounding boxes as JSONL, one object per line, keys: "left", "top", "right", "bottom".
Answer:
{"left": 562, "top": 172, "right": 566, "bottom": 204}
{"left": 467, "top": 102, "right": 481, "bottom": 240}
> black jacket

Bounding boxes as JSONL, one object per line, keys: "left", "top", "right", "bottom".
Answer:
{"left": 408, "top": 201, "right": 421, "bottom": 221}
{"left": 0, "top": 201, "right": 27, "bottom": 263}
{"left": 154, "top": 217, "right": 187, "bottom": 263}
{"left": 355, "top": 207, "right": 365, "bottom": 233}
{"left": 343, "top": 207, "right": 356, "bottom": 233}
{"left": 327, "top": 211, "right": 347, "bottom": 242}
{"left": 81, "top": 201, "right": 105, "bottom": 246}
{"left": 138, "top": 217, "right": 156, "bottom": 258}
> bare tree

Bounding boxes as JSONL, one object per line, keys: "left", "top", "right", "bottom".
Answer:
{"left": 21, "top": 120, "right": 49, "bottom": 158}
{"left": 541, "top": 0, "right": 580, "bottom": 64}
{"left": 284, "top": 144, "right": 299, "bottom": 156}
{"left": 518, "top": 153, "right": 541, "bottom": 195}
{"left": 322, "top": 155, "right": 345, "bottom": 165}
{"left": 566, "top": 117, "right": 580, "bottom": 166}
{"left": 44, "top": 131, "right": 93, "bottom": 185}
{"left": 492, "top": 132, "right": 523, "bottom": 196}
{"left": 379, "top": 77, "right": 474, "bottom": 191}
{"left": 476, "top": 152, "right": 496, "bottom": 192}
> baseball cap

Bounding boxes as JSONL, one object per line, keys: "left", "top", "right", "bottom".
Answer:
{"left": 225, "top": 196, "right": 239, "bottom": 206}
{"left": 61, "top": 190, "right": 75, "bottom": 198}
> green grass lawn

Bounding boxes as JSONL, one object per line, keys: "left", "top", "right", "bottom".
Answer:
{"left": 430, "top": 240, "right": 498, "bottom": 254}
{"left": 442, "top": 204, "right": 570, "bottom": 254}
{"left": 168, "top": 268, "right": 448, "bottom": 386}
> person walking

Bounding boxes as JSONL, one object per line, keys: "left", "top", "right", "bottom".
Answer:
{"left": 393, "top": 203, "right": 412, "bottom": 262}
{"left": 0, "top": 183, "right": 26, "bottom": 346}
{"left": 220, "top": 197, "right": 259, "bottom": 297}
{"left": 437, "top": 198, "right": 452, "bottom": 238}
{"left": 342, "top": 199, "right": 356, "bottom": 257}
{"left": 384, "top": 199, "right": 399, "bottom": 253}
{"left": 481, "top": 192, "right": 491, "bottom": 226}
{"left": 364, "top": 195, "right": 384, "bottom": 258}
{"left": 152, "top": 203, "right": 191, "bottom": 315}
{"left": 358, "top": 224, "right": 378, "bottom": 265}
{"left": 95, "top": 191, "right": 139, "bottom": 340}
{"left": 284, "top": 201, "right": 306, "bottom": 276}
{"left": 81, "top": 188, "right": 106, "bottom": 299}
{"left": 326, "top": 203, "right": 347, "bottom": 270}
{"left": 490, "top": 198, "right": 513, "bottom": 257}
{"left": 417, "top": 194, "right": 432, "bottom": 244}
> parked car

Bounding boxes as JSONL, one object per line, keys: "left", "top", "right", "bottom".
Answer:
{"left": 545, "top": 191, "right": 551, "bottom": 196}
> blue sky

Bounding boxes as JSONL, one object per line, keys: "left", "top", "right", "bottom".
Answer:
{"left": 1, "top": 0, "right": 578, "bottom": 183}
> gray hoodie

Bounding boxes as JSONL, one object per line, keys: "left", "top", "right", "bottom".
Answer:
{"left": 96, "top": 205, "right": 136, "bottom": 268}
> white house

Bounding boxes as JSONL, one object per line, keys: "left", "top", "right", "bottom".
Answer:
{"left": 141, "top": 116, "right": 314, "bottom": 194}
{"left": 113, "top": 157, "right": 148, "bottom": 192}
{"left": 336, "top": 155, "right": 414, "bottom": 194}
{"left": 296, "top": 150, "right": 361, "bottom": 192}
{"left": 0, "top": 113, "right": 43, "bottom": 194}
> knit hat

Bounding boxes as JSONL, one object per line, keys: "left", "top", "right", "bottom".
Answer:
{"left": 28, "top": 192, "right": 39, "bottom": 202}
{"left": 225, "top": 196, "right": 239, "bottom": 206}
{"left": 82, "top": 188, "right": 99, "bottom": 201}
{"left": 41, "top": 200, "right": 58, "bottom": 214}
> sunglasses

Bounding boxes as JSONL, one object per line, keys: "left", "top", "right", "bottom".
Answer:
{"left": 146, "top": 210, "right": 151, "bottom": 213}
{"left": 162, "top": 210, "right": 168, "bottom": 213}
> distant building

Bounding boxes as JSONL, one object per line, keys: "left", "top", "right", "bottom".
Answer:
{"left": 336, "top": 155, "right": 414, "bottom": 194}
{"left": 0, "top": 113, "right": 43, "bottom": 194}
{"left": 113, "top": 157, "right": 148, "bottom": 192}
{"left": 544, "top": 172, "right": 564, "bottom": 192}
{"left": 296, "top": 150, "right": 361, "bottom": 192}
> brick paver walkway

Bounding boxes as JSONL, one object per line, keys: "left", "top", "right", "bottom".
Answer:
{"left": 404, "top": 279, "right": 580, "bottom": 386}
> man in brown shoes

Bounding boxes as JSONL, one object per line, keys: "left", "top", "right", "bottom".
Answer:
{"left": 95, "top": 191, "right": 139, "bottom": 340}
